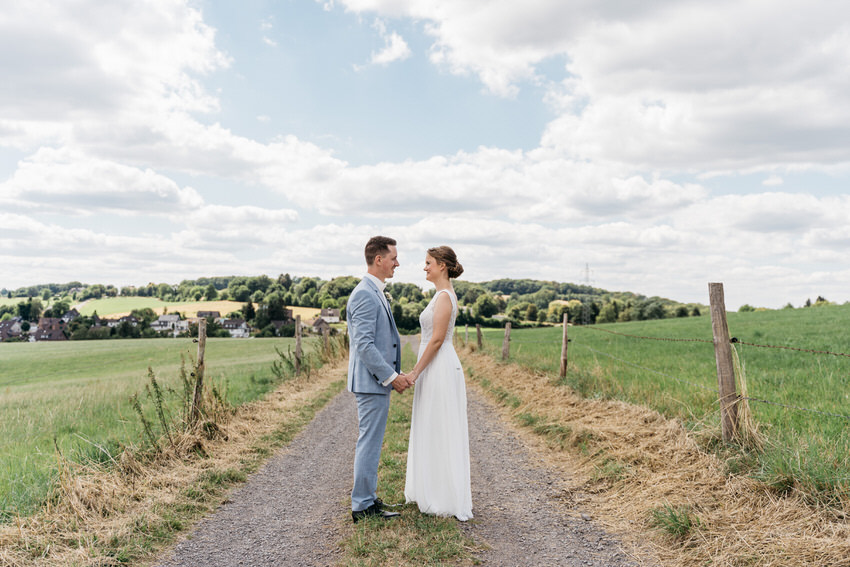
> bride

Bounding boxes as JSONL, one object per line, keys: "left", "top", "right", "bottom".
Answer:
{"left": 404, "top": 246, "right": 473, "bottom": 521}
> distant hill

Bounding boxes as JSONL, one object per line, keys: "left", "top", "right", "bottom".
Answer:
{"left": 3, "top": 275, "right": 704, "bottom": 328}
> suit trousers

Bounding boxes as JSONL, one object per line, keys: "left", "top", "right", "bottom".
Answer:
{"left": 351, "top": 391, "right": 392, "bottom": 512}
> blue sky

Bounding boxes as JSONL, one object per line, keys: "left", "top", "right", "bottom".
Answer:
{"left": 1, "top": 0, "right": 849, "bottom": 309}
{"left": 201, "top": 1, "right": 555, "bottom": 164}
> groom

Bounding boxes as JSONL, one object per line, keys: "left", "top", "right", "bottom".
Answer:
{"left": 347, "top": 236, "right": 412, "bottom": 523}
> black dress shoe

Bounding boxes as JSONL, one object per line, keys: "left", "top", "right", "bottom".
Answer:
{"left": 352, "top": 502, "right": 401, "bottom": 523}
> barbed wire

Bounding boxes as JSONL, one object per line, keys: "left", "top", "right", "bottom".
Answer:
{"left": 581, "top": 325, "right": 850, "bottom": 358}
{"left": 576, "top": 344, "right": 850, "bottom": 422}
{"left": 731, "top": 338, "right": 850, "bottom": 358}
{"left": 740, "top": 396, "right": 850, "bottom": 421}
{"left": 582, "top": 325, "right": 713, "bottom": 344}
{"left": 577, "top": 344, "right": 718, "bottom": 394}
{"left": 483, "top": 329, "right": 850, "bottom": 421}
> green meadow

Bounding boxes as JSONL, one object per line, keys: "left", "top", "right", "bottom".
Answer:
{"left": 0, "top": 297, "right": 21, "bottom": 308}
{"left": 476, "top": 304, "right": 850, "bottom": 503}
{"left": 0, "top": 337, "right": 313, "bottom": 521}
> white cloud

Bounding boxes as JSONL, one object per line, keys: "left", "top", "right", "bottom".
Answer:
{"left": 356, "top": 18, "right": 411, "bottom": 68}
{"left": 185, "top": 205, "right": 299, "bottom": 234}
{"left": 0, "top": 147, "right": 204, "bottom": 215}
{"left": 3, "top": 0, "right": 850, "bottom": 311}
{"left": 371, "top": 30, "right": 411, "bottom": 65}
{"left": 337, "top": 1, "right": 850, "bottom": 172}
{"left": 0, "top": 0, "right": 228, "bottom": 151}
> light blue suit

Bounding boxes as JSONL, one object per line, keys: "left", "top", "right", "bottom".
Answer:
{"left": 346, "top": 276, "right": 401, "bottom": 512}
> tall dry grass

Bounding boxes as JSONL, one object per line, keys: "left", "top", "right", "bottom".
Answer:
{"left": 461, "top": 347, "right": 850, "bottom": 567}
{"left": 0, "top": 339, "right": 347, "bottom": 566}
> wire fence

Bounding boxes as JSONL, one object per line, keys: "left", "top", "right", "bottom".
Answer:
{"left": 582, "top": 324, "right": 850, "bottom": 422}
{"left": 578, "top": 343, "right": 719, "bottom": 394}
{"left": 463, "top": 293, "right": 850, "bottom": 499}
{"left": 471, "top": 320, "right": 850, "bottom": 423}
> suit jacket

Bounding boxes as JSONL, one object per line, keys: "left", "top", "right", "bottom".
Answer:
{"left": 346, "top": 276, "right": 401, "bottom": 395}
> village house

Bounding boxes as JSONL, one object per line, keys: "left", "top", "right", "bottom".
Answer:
{"left": 90, "top": 314, "right": 118, "bottom": 328}
{"left": 30, "top": 327, "right": 67, "bottom": 341}
{"left": 0, "top": 318, "right": 23, "bottom": 342}
{"left": 37, "top": 317, "right": 65, "bottom": 331}
{"left": 197, "top": 311, "right": 221, "bottom": 319}
{"left": 320, "top": 308, "right": 340, "bottom": 323}
{"left": 118, "top": 315, "right": 139, "bottom": 326}
{"left": 150, "top": 314, "right": 181, "bottom": 334}
{"left": 220, "top": 318, "right": 250, "bottom": 338}
{"left": 61, "top": 308, "right": 80, "bottom": 324}
{"left": 306, "top": 317, "right": 331, "bottom": 335}
{"left": 30, "top": 317, "right": 67, "bottom": 341}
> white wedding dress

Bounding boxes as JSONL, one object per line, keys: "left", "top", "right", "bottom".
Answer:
{"left": 404, "top": 289, "right": 473, "bottom": 521}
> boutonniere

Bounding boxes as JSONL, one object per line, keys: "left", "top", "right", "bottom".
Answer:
{"left": 384, "top": 291, "right": 393, "bottom": 303}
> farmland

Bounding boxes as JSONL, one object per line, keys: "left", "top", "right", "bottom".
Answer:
{"left": 475, "top": 303, "right": 850, "bottom": 502}
{"left": 0, "top": 297, "right": 21, "bottom": 308}
{"left": 0, "top": 336, "right": 316, "bottom": 521}
{"left": 75, "top": 297, "right": 321, "bottom": 320}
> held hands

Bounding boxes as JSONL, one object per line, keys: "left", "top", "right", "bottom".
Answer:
{"left": 391, "top": 372, "right": 419, "bottom": 393}
{"left": 391, "top": 373, "right": 412, "bottom": 393}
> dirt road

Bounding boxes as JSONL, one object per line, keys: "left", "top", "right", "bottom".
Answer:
{"left": 156, "top": 347, "right": 637, "bottom": 566}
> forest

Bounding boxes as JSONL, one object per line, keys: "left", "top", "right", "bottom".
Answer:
{"left": 2, "top": 274, "right": 706, "bottom": 334}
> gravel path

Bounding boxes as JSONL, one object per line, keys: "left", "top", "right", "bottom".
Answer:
{"left": 462, "top": 392, "right": 638, "bottom": 566}
{"left": 156, "top": 391, "right": 356, "bottom": 567}
{"left": 156, "top": 370, "right": 639, "bottom": 566}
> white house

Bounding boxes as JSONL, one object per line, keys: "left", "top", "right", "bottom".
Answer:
{"left": 221, "top": 318, "right": 251, "bottom": 338}
{"left": 150, "top": 314, "right": 185, "bottom": 336}
{"left": 320, "top": 308, "right": 340, "bottom": 323}
{"left": 174, "top": 320, "right": 189, "bottom": 335}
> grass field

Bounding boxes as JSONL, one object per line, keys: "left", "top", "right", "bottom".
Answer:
{"left": 0, "top": 336, "right": 318, "bottom": 522}
{"left": 474, "top": 304, "right": 850, "bottom": 503}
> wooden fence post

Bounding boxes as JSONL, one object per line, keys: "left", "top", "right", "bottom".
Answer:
{"left": 709, "top": 282, "right": 738, "bottom": 442}
{"left": 191, "top": 318, "right": 207, "bottom": 424}
{"left": 465, "top": 324, "right": 469, "bottom": 345}
{"left": 322, "top": 327, "right": 330, "bottom": 357}
{"left": 559, "top": 313, "right": 569, "bottom": 378}
{"left": 295, "top": 314, "right": 302, "bottom": 376}
{"left": 501, "top": 322, "right": 511, "bottom": 360}
{"left": 476, "top": 324, "right": 483, "bottom": 350}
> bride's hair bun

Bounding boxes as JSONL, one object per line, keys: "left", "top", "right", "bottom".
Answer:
{"left": 448, "top": 261, "right": 464, "bottom": 279}
{"left": 428, "top": 246, "right": 464, "bottom": 279}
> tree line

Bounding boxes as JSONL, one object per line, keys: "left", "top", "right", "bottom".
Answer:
{"left": 2, "top": 275, "right": 713, "bottom": 336}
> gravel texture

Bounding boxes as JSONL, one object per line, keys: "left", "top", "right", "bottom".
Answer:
{"left": 156, "top": 391, "right": 355, "bottom": 567}
{"left": 462, "top": 392, "right": 639, "bottom": 566}
{"left": 156, "top": 372, "right": 640, "bottom": 566}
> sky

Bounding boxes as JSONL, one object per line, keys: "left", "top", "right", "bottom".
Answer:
{"left": 1, "top": 0, "right": 849, "bottom": 310}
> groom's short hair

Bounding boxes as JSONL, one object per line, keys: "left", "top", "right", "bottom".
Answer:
{"left": 365, "top": 236, "right": 397, "bottom": 265}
